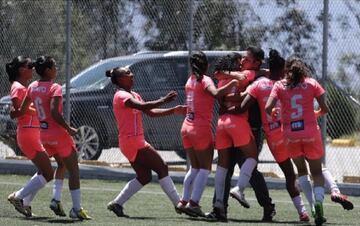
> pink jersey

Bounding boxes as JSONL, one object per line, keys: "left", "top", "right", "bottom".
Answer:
{"left": 10, "top": 81, "right": 40, "bottom": 129}
{"left": 26, "top": 81, "right": 64, "bottom": 131}
{"left": 184, "top": 75, "right": 215, "bottom": 127}
{"left": 247, "top": 77, "right": 281, "bottom": 136}
{"left": 113, "top": 90, "right": 144, "bottom": 138}
{"left": 269, "top": 77, "right": 325, "bottom": 139}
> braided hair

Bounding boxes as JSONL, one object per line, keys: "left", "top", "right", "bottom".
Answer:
{"left": 190, "top": 51, "right": 208, "bottom": 81}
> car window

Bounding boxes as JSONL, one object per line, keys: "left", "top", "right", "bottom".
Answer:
{"left": 130, "top": 60, "right": 183, "bottom": 90}
{"left": 70, "top": 60, "right": 133, "bottom": 88}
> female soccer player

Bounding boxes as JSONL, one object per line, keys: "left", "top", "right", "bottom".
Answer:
{"left": 227, "top": 50, "right": 309, "bottom": 221}
{"left": 15, "top": 56, "right": 91, "bottom": 220}
{"left": 265, "top": 57, "right": 328, "bottom": 226}
{"left": 176, "top": 51, "right": 238, "bottom": 217}
{"left": 6, "top": 56, "right": 54, "bottom": 217}
{"left": 106, "top": 66, "right": 185, "bottom": 217}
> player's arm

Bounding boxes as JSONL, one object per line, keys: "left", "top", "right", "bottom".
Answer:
{"left": 226, "top": 93, "right": 256, "bottom": 115}
{"left": 314, "top": 93, "right": 329, "bottom": 118}
{"left": 125, "top": 91, "right": 177, "bottom": 111}
{"left": 10, "top": 96, "right": 33, "bottom": 119}
{"left": 205, "top": 80, "right": 238, "bottom": 98}
{"left": 224, "top": 91, "right": 247, "bottom": 102}
{"left": 145, "top": 105, "right": 187, "bottom": 117}
{"left": 216, "top": 71, "right": 247, "bottom": 81}
{"left": 265, "top": 96, "right": 278, "bottom": 116}
{"left": 51, "top": 96, "right": 77, "bottom": 136}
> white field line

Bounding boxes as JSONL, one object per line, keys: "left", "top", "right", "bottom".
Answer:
{"left": 0, "top": 181, "right": 355, "bottom": 208}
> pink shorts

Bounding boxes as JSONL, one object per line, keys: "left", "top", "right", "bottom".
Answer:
{"left": 181, "top": 123, "right": 213, "bottom": 151}
{"left": 215, "top": 115, "right": 253, "bottom": 150}
{"left": 286, "top": 130, "right": 324, "bottom": 160}
{"left": 40, "top": 129, "right": 76, "bottom": 158}
{"left": 119, "top": 135, "right": 150, "bottom": 163}
{"left": 266, "top": 131, "right": 289, "bottom": 163}
{"left": 17, "top": 128, "right": 46, "bottom": 160}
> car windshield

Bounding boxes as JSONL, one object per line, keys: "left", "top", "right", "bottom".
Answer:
{"left": 70, "top": 59, "right": 133, "bottom": 89}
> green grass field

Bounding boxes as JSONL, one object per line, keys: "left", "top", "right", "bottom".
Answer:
{"left": 0, "top": 174, "right": 358, "bottom": 226}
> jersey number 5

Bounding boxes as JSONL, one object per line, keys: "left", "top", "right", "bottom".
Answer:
{"left": 291, "top": 95, "right": 303, "bottom": 119}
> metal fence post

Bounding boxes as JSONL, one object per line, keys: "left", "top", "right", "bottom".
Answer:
{"left": 321, "top": 0, "right": 329, "bottom": 166}
{"left": 64, "top": 0, "right": 72, "bottom": 123}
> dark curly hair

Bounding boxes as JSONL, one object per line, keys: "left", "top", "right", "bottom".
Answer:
{"left": 5, "top": 56, "right": 33, "bottom": 83}
{"left": 285, "top": 57, "right": 310, "bottom": 89}
{"left": 214, "top": 52, "right": 242, "bottom": 72}
{"left": 34, "top": 56, "right": 55, "bottom": 77}
{"left": 268, "top": 49, "right": 285, "bottom": 79}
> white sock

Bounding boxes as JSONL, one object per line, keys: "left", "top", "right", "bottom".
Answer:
{"left": 70, "top": 189, "right": 81, "bottom": 211}
{"left": 182, "top": 168, "right": 199, "bottom": 202}
{"left": 322, "top": 168, "right": 340, "bottom": 194}
{"left": 190, "top": 169, "right": 210, "bottom": 204}
{"left": 159, "top": 176, "right": 180, "bottom": 206}
{"left": 237, "top": 158, "right": 257, "bottom": 192}
{"left": 314, "top": 186, "right": 325, "bottom": 203}
{"left": 53, "top": 179, "right": 64, "bottom": 201}
{"left": 114, "top": 178, "right": 143, "bottom": 206}
{"left": 15, "top": 174, "right": 47, "bottom": 199}
{"left": 298, "top": 175, "right": 314, "bottom": 210}
{"left": 22, "top": 173, "right": 39, "bottom": 206}
{"left": 214, "top": 165, "right": 228, "bottom": 207}
{"left": 292, "top": 195, "right": 307, "bottom": 215}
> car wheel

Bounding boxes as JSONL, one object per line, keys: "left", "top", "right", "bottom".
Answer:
{"left": 74, "top": 125, "right": 103, "bottom": 160}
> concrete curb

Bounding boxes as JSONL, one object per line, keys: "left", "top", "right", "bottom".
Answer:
{"left": 1, "top": 159, "right": 360, "bottom": 196}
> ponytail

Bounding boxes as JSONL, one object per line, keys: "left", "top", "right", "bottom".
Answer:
{"left": 190, "top": 51, "right": 208, "bottom": 81}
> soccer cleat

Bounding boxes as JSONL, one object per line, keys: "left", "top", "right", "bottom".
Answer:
{"left": 175, "top": 200, "right": 187, "bottom": 215}
{"left": 183, "top": 201, "right": 205, "bottom": 217}
{"left": 107, "top": 202, "right": 128, "bottom": 217}
{"left": 314, "top": 201, "right": 325, "bottom": 226}
{"left": 229, "top": 187, "right": 250, "bottom": 208}
{"left": 262, "top": 203, "right": 276, "bottom": 222}
{"left": 24, "top": 206, "right": 36, "bottom": 217}
{"left": 205, "top": 207, "right": 227, "bottom": 222}
{"left": 331, "top": 192, "right": 354, "bottom": 210}
{"left": 7, "top": 192, "right": 30, "bottom": 217}
{"left": 69, "top": 208, "right": 92, "bottom": 220}
{"left": 299, "top": 211, "right": 310, "bottom": 222}
{"left": 49, "top": 199, "right": 66, "bottom": 217}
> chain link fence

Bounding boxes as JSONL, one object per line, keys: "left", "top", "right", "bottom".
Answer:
{"left": 0, "top": 0, "right": 359, "bottom": 182}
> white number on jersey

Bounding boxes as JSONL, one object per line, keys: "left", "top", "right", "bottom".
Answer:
{"left": 34, "top": 97, "right": 46, "bottom": 121}
{"left": 290, "top": 94, "right": 303, "bottom": 119}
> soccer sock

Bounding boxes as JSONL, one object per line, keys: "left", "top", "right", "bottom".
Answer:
{"left": 214, "top": 165, "right": 228, "bottom": 207}
{"left": 322, "top": 168, "right": 340, "bottom": 194}
{"left": 15, "top": 174, "right": 47, "bottom": 199}
{"left": 53, "top": 179, "right": 64, "bottom": 201}
{"left": 114, "top": 178, "right": 143, "bottom": 206}
{"left": 314, "top": 186, "right": 325, "bottom": 203}
{"left": 190, "top": 169, "right": 210, "bottom": 204}
{"left": 159, "top": 176, "right": 180, "bottom": 206}
{"left": 292, "top": 195, "right": 307, "bottom": 215}
{"left": 22, "top": 173, "right": 39, "bottom": 206}
{"left": 237, "top": 158, "right": 257, "bottom": 192}
{"left": 298, "top": 175, "right": 314, "bottom": 210}
{"left": 70, "top": 189, "right": 81, "bottom": 211}
{"left": 182, "top": 168, "right": 199, "bottom": 202}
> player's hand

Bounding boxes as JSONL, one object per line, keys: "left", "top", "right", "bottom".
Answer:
{"left": 162, "top": 91, "right": 177, "bottom": 103}
{"left": 174, "top": 105, "right": 187, "bottom": 115}
{"left": 271, "top": 107, "right": 280, "bottom": 120}
{"left": 68, "top": 127, "right": 78, "bottom": 136}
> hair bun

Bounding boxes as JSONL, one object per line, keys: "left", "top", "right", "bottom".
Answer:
{"left": 105, "top": 69, "right": 113, "bottom": 77}
{"left": 269, "top": 49, "right": 280, "bottom": 59}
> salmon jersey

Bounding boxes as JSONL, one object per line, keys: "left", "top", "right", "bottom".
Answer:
{"left": 10, "top": 81, "right": 39, "bottom": 129}
{"left": 26, "top": 81, "right": 64, "bottom": 131}
{"left": 113, "top": 90, "right": 144, "bottom": 138}
{"left": 184, "top": 75, "right": 215, "bottom": 127}
{"left": 269, "top": 77, "right": 325, "bottom": 139}
{"left": 247, "top": 77, "right": 281, "bottom": 136}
